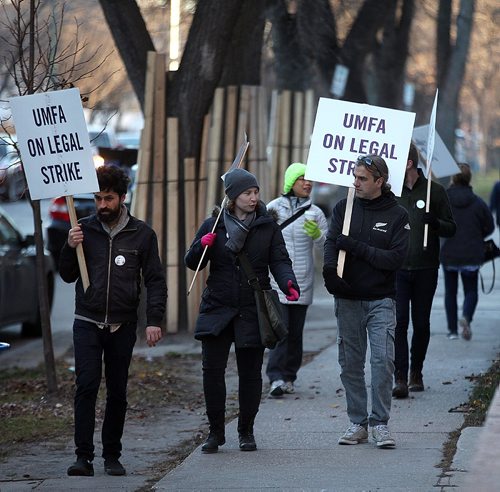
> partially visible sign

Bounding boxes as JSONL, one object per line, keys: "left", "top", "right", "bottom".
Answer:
{"left": 9, "top": 88, "right": 98, "bottom": 200}
{"left": 425, "top": 89, "right": 438, "bottom": 175}
{"left": 412, "top": 125, "right": 460, "bottom": 178}
{"left": 305, "top": 98, "right": 416, "bottom": 196}
{"left": 330, "top": 64, "right": 349, "bottom": 99}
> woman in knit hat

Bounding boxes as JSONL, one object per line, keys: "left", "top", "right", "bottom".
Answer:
{"left": 266, "top": 163, "right": 328, "bottom": 397}
{"left": 185, "top": 168, "right": 300, "bottom": 454}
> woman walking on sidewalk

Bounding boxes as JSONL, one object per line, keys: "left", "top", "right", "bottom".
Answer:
{"left": 185, "top": 169, "right": 299, "bottom": 454}
{"left": 265, "top": 162, "right": 328, "bottom": 397}
{"left": 440, "top": 164, "right": 494, "bottom": 340}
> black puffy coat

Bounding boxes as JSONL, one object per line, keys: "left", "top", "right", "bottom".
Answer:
{"left": 185, "top": 202, "right": 298, "bottom": 347}
{"left": 440, "top": 184, "right": 494, "bottom": 266}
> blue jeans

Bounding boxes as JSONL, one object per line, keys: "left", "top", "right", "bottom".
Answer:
{"left": 266, "top": 304, "right": 308, "bottom": 383}
{"left": 443, "top": 267, "right": 479, "bottom": 333}
{"left": 72, "top": 319, "right": 137, "bottom": 461}
{"left": 395, "top": 269, "right": 438, "bottom": 378}
{"left": 335, "top": 298, "right": 395, "bottom": 427}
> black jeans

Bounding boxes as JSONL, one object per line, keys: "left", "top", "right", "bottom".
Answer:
{"left": 72, "top": 319, "right": 137, "bottom": 461}
{"left": 201, "top": 322, "right": 264, "bottom": 433}
{"left": 266, "top": 304, "right": 308, "bottom": 383}
{"left": 394, "top": 269, "right": 438, "bottom": 379}
{"left": 443, "top": 267, "right": 479, "bottom": 333}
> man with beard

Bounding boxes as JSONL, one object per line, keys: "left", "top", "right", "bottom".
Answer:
{"left": 59, "top": 165, "right": 167, "bottom": 477}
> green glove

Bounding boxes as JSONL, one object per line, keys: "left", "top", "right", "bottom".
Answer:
{"left": 303, "top": 219, "right": 321, "bottom": 240}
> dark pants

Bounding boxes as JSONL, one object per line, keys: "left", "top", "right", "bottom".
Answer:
{"left": 72, "top": 319, "right": 137, "bottom": 461}
{"left": 201, "top": 322, "right": 265, "bottom": 434}
{"left": 394, "top": 269, "right": 438, "bottom": 379}
{"left": 266, "top": 304, "right": 308, "bottom": 383}
{"left": 443, "top": 268, "right": 479, "bottom": 333}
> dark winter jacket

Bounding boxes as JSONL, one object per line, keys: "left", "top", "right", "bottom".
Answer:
{"left": 59, "top": 213, "right": 167, "bottom": 326}
{"left": 398, "top": 170, "right": 456, "bottom": 270}
{"left": 184, "top": 202, "right": 298, "bottom": 347}
{"left": 324, "top": 192, "right": 409, "bottom": 300}
{"left": 440, "top": 184, "right": 495, "bottom": 266}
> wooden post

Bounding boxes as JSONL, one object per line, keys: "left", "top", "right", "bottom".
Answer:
{"left": 302, "top": 90, "right": 315, "bottom": 163}
{"left": 166, "top": 117, "right": 179, "bottom": 333}
{"left": 337, "top": 188, "right": 355, "bottom": 278}
{"left": 65, "top": 195, "right": 90, "bottom": 291}
{"left": 291, "top": 91, "right": 304, "bottom": 163}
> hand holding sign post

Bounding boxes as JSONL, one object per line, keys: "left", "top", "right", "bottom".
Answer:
{"left": 10, "top": 88, "right": 98, "bottom": 291}
{"left": 306, "top": 98, "right": 416, "bottom": 276}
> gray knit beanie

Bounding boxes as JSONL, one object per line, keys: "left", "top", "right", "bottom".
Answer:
{"left": 224, "top": 168, "right": 259, "bottom": 200}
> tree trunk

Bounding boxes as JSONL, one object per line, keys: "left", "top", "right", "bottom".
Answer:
{"left": 436, "top": 0, "right": 452, "bottom": 88}
{"left": 98, "top": 0, "right": 156, "bottom": 112}
{"left": 166, "top": 0, "right": 244, "bottom": 161}
{"left": 220, "top": 0, "right": 267, "bottom": 86}
{"left": 436, "top": 0, "right": 476, "bottom": 155}
{"left": 373, "top": 0, "right": 415, "bottom": 108}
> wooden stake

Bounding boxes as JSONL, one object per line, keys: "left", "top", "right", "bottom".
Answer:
{"left": 337, "top": 187, "right": 355, "bottom": 278}
{"left": 66, "top": 195, "right": 89, "bottom": 291}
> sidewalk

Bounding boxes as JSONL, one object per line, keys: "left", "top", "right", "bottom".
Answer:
{"left": 155, "top": 262, "right": 500, "bottom": 491}
{"left": 0, "top": 262, "right": 498, "bottom": 491}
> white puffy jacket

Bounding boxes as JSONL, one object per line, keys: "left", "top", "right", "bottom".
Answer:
{"left": 267, "top": 196, "right": 328, "bottom": 305}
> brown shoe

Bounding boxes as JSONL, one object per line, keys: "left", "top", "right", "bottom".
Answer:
{"left": 408, "top": 372, "right": 424, "bottom": 392}
{"left": 392, "top": 380, "right": 409, "bottom": 398}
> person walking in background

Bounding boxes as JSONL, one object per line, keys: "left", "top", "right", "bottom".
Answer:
{"left": 60, "top": 165, "right": 167, "bottom": 477}
{"left": 441, "top": 164, "right": 494, "bottom": 340}
{"left": 265, "top": 163, "right": 328, "bottom": 397}
{"left": 185, "top": 168, "right": 299, "bottom": 454}
{"left": 323, "top": 155, "right": 409, "bottom": 449}
{"left": 392, "top": 143, "right": 456, "bottom": 399}
{"left": 489, "top": 180, "right": 500, "bottom": 242}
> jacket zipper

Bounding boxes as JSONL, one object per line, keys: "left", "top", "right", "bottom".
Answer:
{"left": 104, "top": 237, "right": 113, "bottom": 323}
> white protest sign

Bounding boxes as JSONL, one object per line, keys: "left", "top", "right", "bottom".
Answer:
{"left": 412, "top": 125, "right": 460, "bottom": 178}
{"left": 9, "top": 88, "right": 98, "bottom": 200}
{"left": 425, "top": 89, "right": 438, "bottom": 175}
{"left": 305, "top": 98, "right": 416, "bottom": 196}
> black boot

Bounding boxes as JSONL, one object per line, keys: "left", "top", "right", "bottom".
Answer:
{"left": 238, "top": 416, "right": 257, "bottom": 451}
{"left": 202, "top": 412, "right": 225, "bottom": 454}
{"left": 201, "top": 432, "right": 226, "bottom": 454}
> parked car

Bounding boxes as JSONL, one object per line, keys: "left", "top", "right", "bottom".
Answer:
{"left": 311, "top": 182, "right": 346, "bottom": 217}
{"left": 0, "top": 134, "right": 25, "bottom": 201}
{"left": 0, "top": 206, "right": 55, "bottom": 337}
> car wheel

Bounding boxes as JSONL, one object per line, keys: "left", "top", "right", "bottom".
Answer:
{"left": 21, "top": 273, "right": 55, "bottom": 338}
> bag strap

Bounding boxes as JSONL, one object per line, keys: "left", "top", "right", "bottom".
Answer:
{"left": 279, "top": 204, "right": 311, "bottom": 230}
{"left": 237, "top": 252, "right": 262, "bottom": 292}
{"left": 480, "top": 260, "right": 496, "bottom": 295}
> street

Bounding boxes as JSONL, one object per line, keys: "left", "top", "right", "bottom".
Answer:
{"left": 0, "top": 198, "right": 75, "bottom": 368}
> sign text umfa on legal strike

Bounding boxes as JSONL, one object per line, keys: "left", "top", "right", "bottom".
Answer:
{"left": 27, "top": 104, "right": 85, "bottom": 184}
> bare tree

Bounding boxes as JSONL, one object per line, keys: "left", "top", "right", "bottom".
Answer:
{"left": 436, "top": 0, "right": 476, "bottom": 154}
{"left": 0, "top": 0, "right": 108, "bottom": 393}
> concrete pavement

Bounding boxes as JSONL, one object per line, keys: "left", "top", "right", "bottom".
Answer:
{"left": 0, "top": 261, "right": 499, "bottom": 491}
{"left": 154, "top": 261, "right": 500, "bottom": 492}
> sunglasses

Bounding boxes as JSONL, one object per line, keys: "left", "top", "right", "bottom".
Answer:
{"left": 357, "top": 155, "right": 382, "bottom": 177}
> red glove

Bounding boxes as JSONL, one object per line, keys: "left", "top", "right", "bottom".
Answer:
{"left": 201, "top": 232, "right": 216, "bottom": 248}
{"left": 285, "top": 280, "right": 300, "bottom": 301}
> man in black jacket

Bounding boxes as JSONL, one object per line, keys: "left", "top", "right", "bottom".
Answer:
{"left": 323, "top": 155, "right": 409, "bottom": 449}
{"left": 60, "top": 165, "right": 167, "bottom": 477}
{"left": 392, "top": 143, "right": 456, "bottom": 399}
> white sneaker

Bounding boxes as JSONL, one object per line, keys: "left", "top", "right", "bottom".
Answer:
{"left": 269, "top": 379, "right": 285, "bottom": 397}
{"left": 371, "top": 424, "right": 396, "bottom": 448}
{"left": 282, "top": 381, "right": 295, "bottom": 394}
{"left": 338, "top": 423, "right": 368, "bottom": 445}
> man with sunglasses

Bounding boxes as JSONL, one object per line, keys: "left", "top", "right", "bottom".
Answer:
{"left": 392, "top": 143, "right": 456, "bottom": 398}
{"left": 323, "top": 154, "right": 409, "bottom": 449}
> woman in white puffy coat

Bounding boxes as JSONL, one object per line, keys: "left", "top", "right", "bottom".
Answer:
{"left": 266, "top": 163, "right": 328, "bottom": 397}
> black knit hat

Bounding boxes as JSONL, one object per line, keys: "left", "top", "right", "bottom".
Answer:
{"left": 224, "top": 168, "right": 259, "bottom": 200}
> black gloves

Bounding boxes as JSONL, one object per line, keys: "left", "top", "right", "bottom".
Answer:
{"left": 423, "top": 212, "right": 440, "bottom": 230}
{"left": 322, "top": 265, "right": 352, "bottom": 297}
{"left": 335, "top": 234, "right": 368, "bottom": 258}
